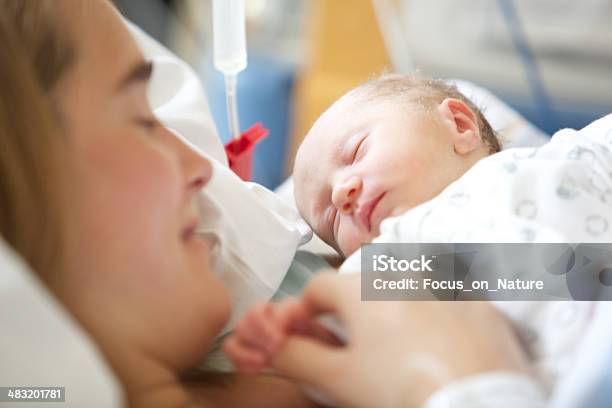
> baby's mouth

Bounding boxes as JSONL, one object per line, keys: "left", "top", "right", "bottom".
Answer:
{"left": 356, "top": 192, "right": 386, "bottom": 232}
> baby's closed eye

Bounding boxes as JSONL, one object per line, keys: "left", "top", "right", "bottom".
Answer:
{"left": 351, "top": 134, "right": 368, "bottom": 164}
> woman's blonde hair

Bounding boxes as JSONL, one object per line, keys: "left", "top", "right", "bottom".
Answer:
{"left": 0, "top": 1, "right": 72, "bottom": 277}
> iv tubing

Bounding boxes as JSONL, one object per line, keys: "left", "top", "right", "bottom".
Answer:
{"left": 224, "top": 74, "right": 241, "bottom": 142}
{"left": 497, "top": 0, "right": 555, "bottom": 125}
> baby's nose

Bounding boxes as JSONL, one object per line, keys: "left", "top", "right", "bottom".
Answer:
{"left": 340, "top": 189, "right": 357, "bottom": 214}
{"left": 332, "top": 177, "right": 362, "bottom": 214}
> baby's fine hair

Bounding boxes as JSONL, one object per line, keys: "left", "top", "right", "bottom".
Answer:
{"left": 347, "top": 74, "right": 501, "bottom": 154}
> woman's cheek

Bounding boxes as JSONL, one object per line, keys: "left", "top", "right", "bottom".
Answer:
{"left": 121, "top": 137, "right": 182, "bottom": 210}
{"left": 82, "top": 132, "right": 183, "bottom": 266}
{"left": 129, "top": 149, "right": 184, "bottom": 253}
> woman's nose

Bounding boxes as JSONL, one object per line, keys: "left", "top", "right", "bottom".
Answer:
{"left": 164, "top": 127, "right": 213, "bottom": 193}
{"left": 331, "top": 175, "right": 362, "bottom": 214}
{"left": 185, "top": 151, "right": 213, "bottom": 193}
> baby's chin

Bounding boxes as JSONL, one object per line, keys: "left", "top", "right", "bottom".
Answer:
{"left": 338, "top": 233, "right": 374, "bottom": 258}
{"left": 337, "top": 207, "right": 410, "bottom": 255}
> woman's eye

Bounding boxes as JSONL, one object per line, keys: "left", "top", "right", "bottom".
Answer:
{"left": 352, "top": 136, "right": 367, "bottom": 163}
{"left": 137, "top": 117, "right": 158, "bottom": 132}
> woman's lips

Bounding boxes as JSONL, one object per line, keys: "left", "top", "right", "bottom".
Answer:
{"left": 181, "top": 218, "right": 200, "bottom": 241}
{"left": 356, "top": 192, "right": 386, "bottom": 232}
{"left": 181, "top": 218, "right": 211, "bottom": 248}
{"left": 182, "top": 224, "right": 214, "bottom": 255}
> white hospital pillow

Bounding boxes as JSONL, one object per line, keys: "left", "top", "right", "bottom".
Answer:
{"left": 0, "top": 239, "right": 124, "bottom": 407}
{"left": 129, "top": 23, "right": 310, "bottom": 334}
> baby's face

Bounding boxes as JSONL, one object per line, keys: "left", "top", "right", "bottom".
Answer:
{"left": 294, "top": 95, "right": 477, "bottom": 256}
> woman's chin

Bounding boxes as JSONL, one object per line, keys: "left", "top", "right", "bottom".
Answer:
{"left": 203, "top": 276, "right": 233, "bottom": 336}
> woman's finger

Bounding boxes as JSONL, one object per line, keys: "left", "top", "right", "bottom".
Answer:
{"left": 270, "top": 335, "right": 346, "bottom": 393}
{"left": 294, "top": 317, "right": 345, "bottom": 346}
{"left": 299, "top": 273, "right": 358, "bottom": 319}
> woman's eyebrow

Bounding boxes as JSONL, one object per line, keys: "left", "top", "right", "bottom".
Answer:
{"left": 115, "top": 60, "right": 153, "bottom": 92}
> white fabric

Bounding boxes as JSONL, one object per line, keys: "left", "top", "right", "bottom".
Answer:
{"left": 0, "top": 239, "right": 124, "bottom": 408}
{"left": 340, "top": 114, "right": 612, "bottom": 405}
{"left": 424, "top": 304, "right": 612, "bottom": 408}
{"left": 423, "top": 372, "right": 546, "bottom": 408}
{"left": 549, "top": 302, "right": 612, "bottom": 408}
{"left": 129, "top": 24, "right": 310, "bottom": 333}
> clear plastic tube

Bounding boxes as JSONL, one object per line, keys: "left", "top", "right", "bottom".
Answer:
{"left": 213, "top": 0, "right": 247, "bottom": 75}
{"left": 224, "top": 74, "right": 241, "bottom": 141}
{"left": 212, "top": 0, "right": 247, "bottom": 141}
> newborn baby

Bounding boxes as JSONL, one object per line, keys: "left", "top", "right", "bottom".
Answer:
{"left": 223, "top": 73, "right": 502, "bottom": 370}
{"left": 292, "top": 74, "right": 500, "bottom": 256}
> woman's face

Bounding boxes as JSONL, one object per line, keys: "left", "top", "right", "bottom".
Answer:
{"left": 50, "top": 0, "right": 230, "bottom": 369}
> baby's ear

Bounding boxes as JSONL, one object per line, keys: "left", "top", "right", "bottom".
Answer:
{"left": 438, "top": 98, "right": 482, "bottom": 155}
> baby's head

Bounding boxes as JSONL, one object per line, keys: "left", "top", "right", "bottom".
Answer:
{"left": 294, "top": 74, "right": 500, "bottom": 256}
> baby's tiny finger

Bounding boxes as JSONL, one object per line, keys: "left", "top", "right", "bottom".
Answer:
{"left": 222, "top": 336, "right": 266, "bottom": 373}
{"left": 245, "top": 308, "right": 284, "bottom": 353}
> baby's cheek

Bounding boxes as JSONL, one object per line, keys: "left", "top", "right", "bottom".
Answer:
{"left": 311, "top": 218, "right": 335, "bottom": 250}
{"left": 338, "top": 223, "right": 370, "bottom": 257}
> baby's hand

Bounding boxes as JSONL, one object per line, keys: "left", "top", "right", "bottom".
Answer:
{"left": 222, "top": 299, "right": 342, "bottom": 374}
{"left": 222, "top": 302, "right": 285, "bottom": 373}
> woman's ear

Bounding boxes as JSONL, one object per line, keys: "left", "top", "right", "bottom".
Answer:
{"left": 438, "top": 98, "right": 482, "bottom": 155}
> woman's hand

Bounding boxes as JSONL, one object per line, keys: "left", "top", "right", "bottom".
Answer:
{"left": 269, "top": 273, "right": 531, "bottom": 408}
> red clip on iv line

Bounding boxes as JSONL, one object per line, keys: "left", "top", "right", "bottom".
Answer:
{"left": 214, "top": 0, "right": 266, "bottom": 181}
{"left": 224, "top": 123, "right": 269, "bottom": 181}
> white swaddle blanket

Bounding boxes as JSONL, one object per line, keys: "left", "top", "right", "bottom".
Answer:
{"left": 340, "top": 114, "right": 612, "bottom": 391}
